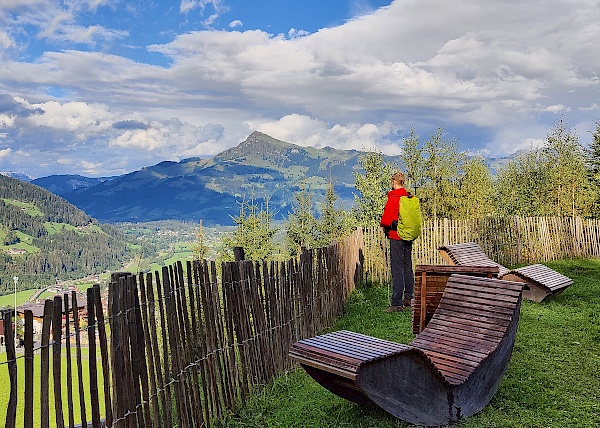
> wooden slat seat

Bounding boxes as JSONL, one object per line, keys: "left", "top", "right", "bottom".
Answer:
{"left": 289, "top": 274, "right": 524, "bottom": 426}
{"left": 413, "top": 264, "right": 500, "bottom": 333}
{"left": 438, "top": 242, "right": 573, "bottom": 302}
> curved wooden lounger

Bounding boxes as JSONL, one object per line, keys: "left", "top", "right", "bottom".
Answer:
{"left": 438, "top": 242, "right": 573, "bottom": 302}
{"left": 289, "top": 274, "right": 524, "bottom": 426}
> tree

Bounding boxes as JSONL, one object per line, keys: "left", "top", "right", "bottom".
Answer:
{"left": 457, "top": 155, "right": 495, "bottom": 218}
{"left": 353, "top": 151, "right": 396, "bottom": 227}
{"left": 543, "top": 118, "right": 591, "bottom": 218}
{"left": 586, "top": 120, "right": 600, "bottom": 217}
{"left": 219, "top": 192, "right": 279, "bottom": 262}
{"left": 285, "top": 181, "right": 318, "bottom": 256}
{"left": 192, "top": 220, "right": 210, "bottom": 260}
{"left": 420, "top": 127, "right": 464, "bottom": 219}
{"left": 495, "top": 150, "right": 552, "bottom": 216}
{"left": 400, "top": 128, "right": 426, "bottom": 194}
{"left": 316, "top": 181, "right": 355, "bottom": 247}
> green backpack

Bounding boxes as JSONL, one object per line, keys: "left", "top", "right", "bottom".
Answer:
{"left": 397, "top": 194, "right": 422, "bottom": 241}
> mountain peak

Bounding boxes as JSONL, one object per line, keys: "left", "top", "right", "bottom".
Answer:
{"left": 214, "top": 131, "right": 295, "bottom": 163}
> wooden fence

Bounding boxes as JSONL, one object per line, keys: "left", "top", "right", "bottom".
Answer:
{"left": 2, "top": 228, "right": 364, "bottom": 428}
{"left": 363, "top": 216, "right": 600, "bottom": 284}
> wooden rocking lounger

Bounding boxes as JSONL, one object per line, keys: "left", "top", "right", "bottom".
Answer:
{"left": 438, "top": 242, "right": 573, "bottom": 302}
{"left": 289, "top": 274, "right": 524, "bottom": 426}
{"left": 413, "top": 264, "right": 500, "bottom": 334}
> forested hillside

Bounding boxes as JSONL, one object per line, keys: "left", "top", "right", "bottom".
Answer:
{"left": 0, "top": 175, "right": 132, "bottom": 294}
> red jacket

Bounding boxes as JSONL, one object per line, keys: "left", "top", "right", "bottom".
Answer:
{"left": 380, "top": 187, "right": 409, "bottom": 241}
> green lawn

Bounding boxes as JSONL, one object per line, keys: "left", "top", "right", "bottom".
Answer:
{"left": 217, "top": 258, "right": 600, "bottom": 427}
{"left": 0, "top": 349, "right": 106, "bottom": 428}
{"left": 0, "top": 290, "right": 37, "bottom": 308}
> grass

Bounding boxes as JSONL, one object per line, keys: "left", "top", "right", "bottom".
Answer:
{"left": 0, "top": 349, "right": 106, "bottom": 428}
{"left": 0, "top": 290, "right": 37, "bottom": 308}
{"left": 216, "top": 258, "right": 600, "bottom": 428}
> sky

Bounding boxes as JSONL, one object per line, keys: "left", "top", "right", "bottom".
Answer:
{"left": 1, "top": 0, "right": 599, "bottom": 179}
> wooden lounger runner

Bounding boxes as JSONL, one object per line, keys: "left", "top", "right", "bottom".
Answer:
{"left": 289, "top": 274, "right": 524, "bottom": 426}
{"left": 438, "top": 242, "right": 573, "bottom": 302}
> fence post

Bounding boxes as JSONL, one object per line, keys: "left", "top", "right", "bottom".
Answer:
{"left": 234, "top": 246, "right": 246, "bottom": 261}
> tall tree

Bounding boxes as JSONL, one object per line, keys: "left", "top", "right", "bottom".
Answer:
{"left": 586, "top": 120, "right": 600, "bottom": 218}
{"left": 316, "top": 181, "right": 354, "bottom": 247}
{"left": 400, "top": 128, "right": 426, "bottom": 194}
{"left": 352, "top": 151, "right": 396, "bottom": 227}
{"left": 420, "top": 127, "right": 464, "bottom": 219}
{"left": 192, "top": 219, "right": 210, "bottom": 260}
{"left": 285, "top": 181, "right": 318, "bottom": 256}
{"left": 543, "top": 118, "right": 591, "bottom": 218}
{"left": 219, "top": 193, "right": 279, "bottom": 261}
{"left": 495, "top": 150, "right": 551, "bottom": 216}
{"left": 457, "top": 155, "right": 495, "bottom": 218}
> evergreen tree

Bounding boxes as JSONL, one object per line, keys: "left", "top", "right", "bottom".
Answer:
{"left": 400, "top": 128, "right": 426, "bottom": 194}
{"left": 495, "top": 150, "right": 551, "bottom": 216}
{"left": 192, "top": 219, "right": 210, "bottom": 260}
{"left": 352, "top": 151, "right": 396, "bottom": 227}
{"left": 219, "top": 193, "right": 278, "bottom": 261}
{"left": 420, "top": 127, "right": 464, "bottom": 219}
{"left": 285, "top": 181, "right": 318, "bottom": 256}
{"left": 316, "top": 181, "right": 354, "bottom": 247}
{"left": 457, "top": 155, "right": 495, "bottom": 218}
{"left": 543, "top": 118, "right": 591, "bottom": 217}
{"left": 586, "top": 120, "right": 600, "bottom": 218}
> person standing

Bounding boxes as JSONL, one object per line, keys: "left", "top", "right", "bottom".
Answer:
{"left": 380, "top": 172, "right": 415, "bottom": 312}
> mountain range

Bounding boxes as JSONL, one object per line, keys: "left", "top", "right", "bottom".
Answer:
{"left": 14, "top": 131, "right": 515, "bottom": 226}
{"left": 33, "top": 132, "right": 371, "bottom": 225}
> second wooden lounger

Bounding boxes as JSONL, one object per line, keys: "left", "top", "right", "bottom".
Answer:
{"left": 438, "top": 242, "right": 573, "bottom": 302}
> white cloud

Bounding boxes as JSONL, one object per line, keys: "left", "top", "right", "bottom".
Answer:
{"left": 2, "top": 0, "right": 600, "bottom": 177}
{"left": 0, "top": 148, "right": 12, "bottom": 160}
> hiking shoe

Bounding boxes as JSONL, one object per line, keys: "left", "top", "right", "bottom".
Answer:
{"left": 383, "top": 305, "right": 404, "bottom": 313}
{"left": 403, "top": 299, "right": 412, "bottom": 309}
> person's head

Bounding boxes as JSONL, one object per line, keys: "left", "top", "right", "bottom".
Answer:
{"left": 391, "top": 171, "right": 406, "bottom": 189}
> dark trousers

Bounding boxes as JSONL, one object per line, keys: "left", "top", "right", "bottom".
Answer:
{"left": 389, "top": 238, "right": 414, "bottom": 306}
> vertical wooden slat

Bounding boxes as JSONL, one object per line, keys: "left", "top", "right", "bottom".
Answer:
{"left": 154, "top": 270, "right": 174, "bottom": 428}
{"left": 4, "top": 312, "right": 17, "bottom": 428}
{"left": 52, "top": 296, "right": 65, "bottom": 428}
{"left": 40, "top": 299, "right": 53, "bottom": 428}
{"left": 93, "top": 284, "right": 113, "bottom": 427}
{"left": 72, "top": 291, "right": 87, "bottom": 428}
{"left": 87, "top": 287, "right": 101, "bottom": 428}
{"left": 161, "top": 265, "right": 186, "bottom": 427}
{"left": 174, "top": 261, "right": 199, "bottom": 426}
{"left": 124, "top": 275, "right": 143, "bottom": 427}
{"left": 138, "top": 272, "right": 162, "bottom": 428}
{"left": 109, "top": 276, "right": 123, "bottom": 427}
{"left": 63, "top": 294, "right": 75, "bottom": 428}
{"left": 190, "top": 261, "right": 212, "bottom": 424}
{"left": 24, "top": 310, "right": 34, "bottom": 428}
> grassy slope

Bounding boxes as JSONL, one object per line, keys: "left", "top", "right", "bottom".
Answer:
{"left": 217, "top": 259, "right": 600, "bottom": 428}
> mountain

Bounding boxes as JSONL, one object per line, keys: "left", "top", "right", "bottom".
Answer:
{"left": 60, "top": 132, "right": 373, "bottom": 225}
{"left": 1, "top": 171, "right": 33, "bottom": 182}
{"left": 31, "top": 174, "right": 115, "bottom": 197}
{"left": 0, "top": 174, "right": 131, "bottom": 294}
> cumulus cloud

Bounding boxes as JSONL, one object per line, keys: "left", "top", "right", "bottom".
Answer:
{"left": 0, "top": 148, "right": 12, "bottom": 160}
{"left": 2, "top": 0, "right": 600, "bottom": 177}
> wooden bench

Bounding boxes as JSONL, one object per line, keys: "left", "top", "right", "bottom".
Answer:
{"left": 289, "top": 274, "right": 524, "bottom": 426}
{"left": 439, "top": 242, "right": 573, "bottom": 302}
{"left": 413, "top": 265, "right": 500, "bottom": 334}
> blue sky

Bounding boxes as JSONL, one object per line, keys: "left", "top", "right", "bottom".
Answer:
{"left": 1, "top": 0, "right": 599, "bottom": 178}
